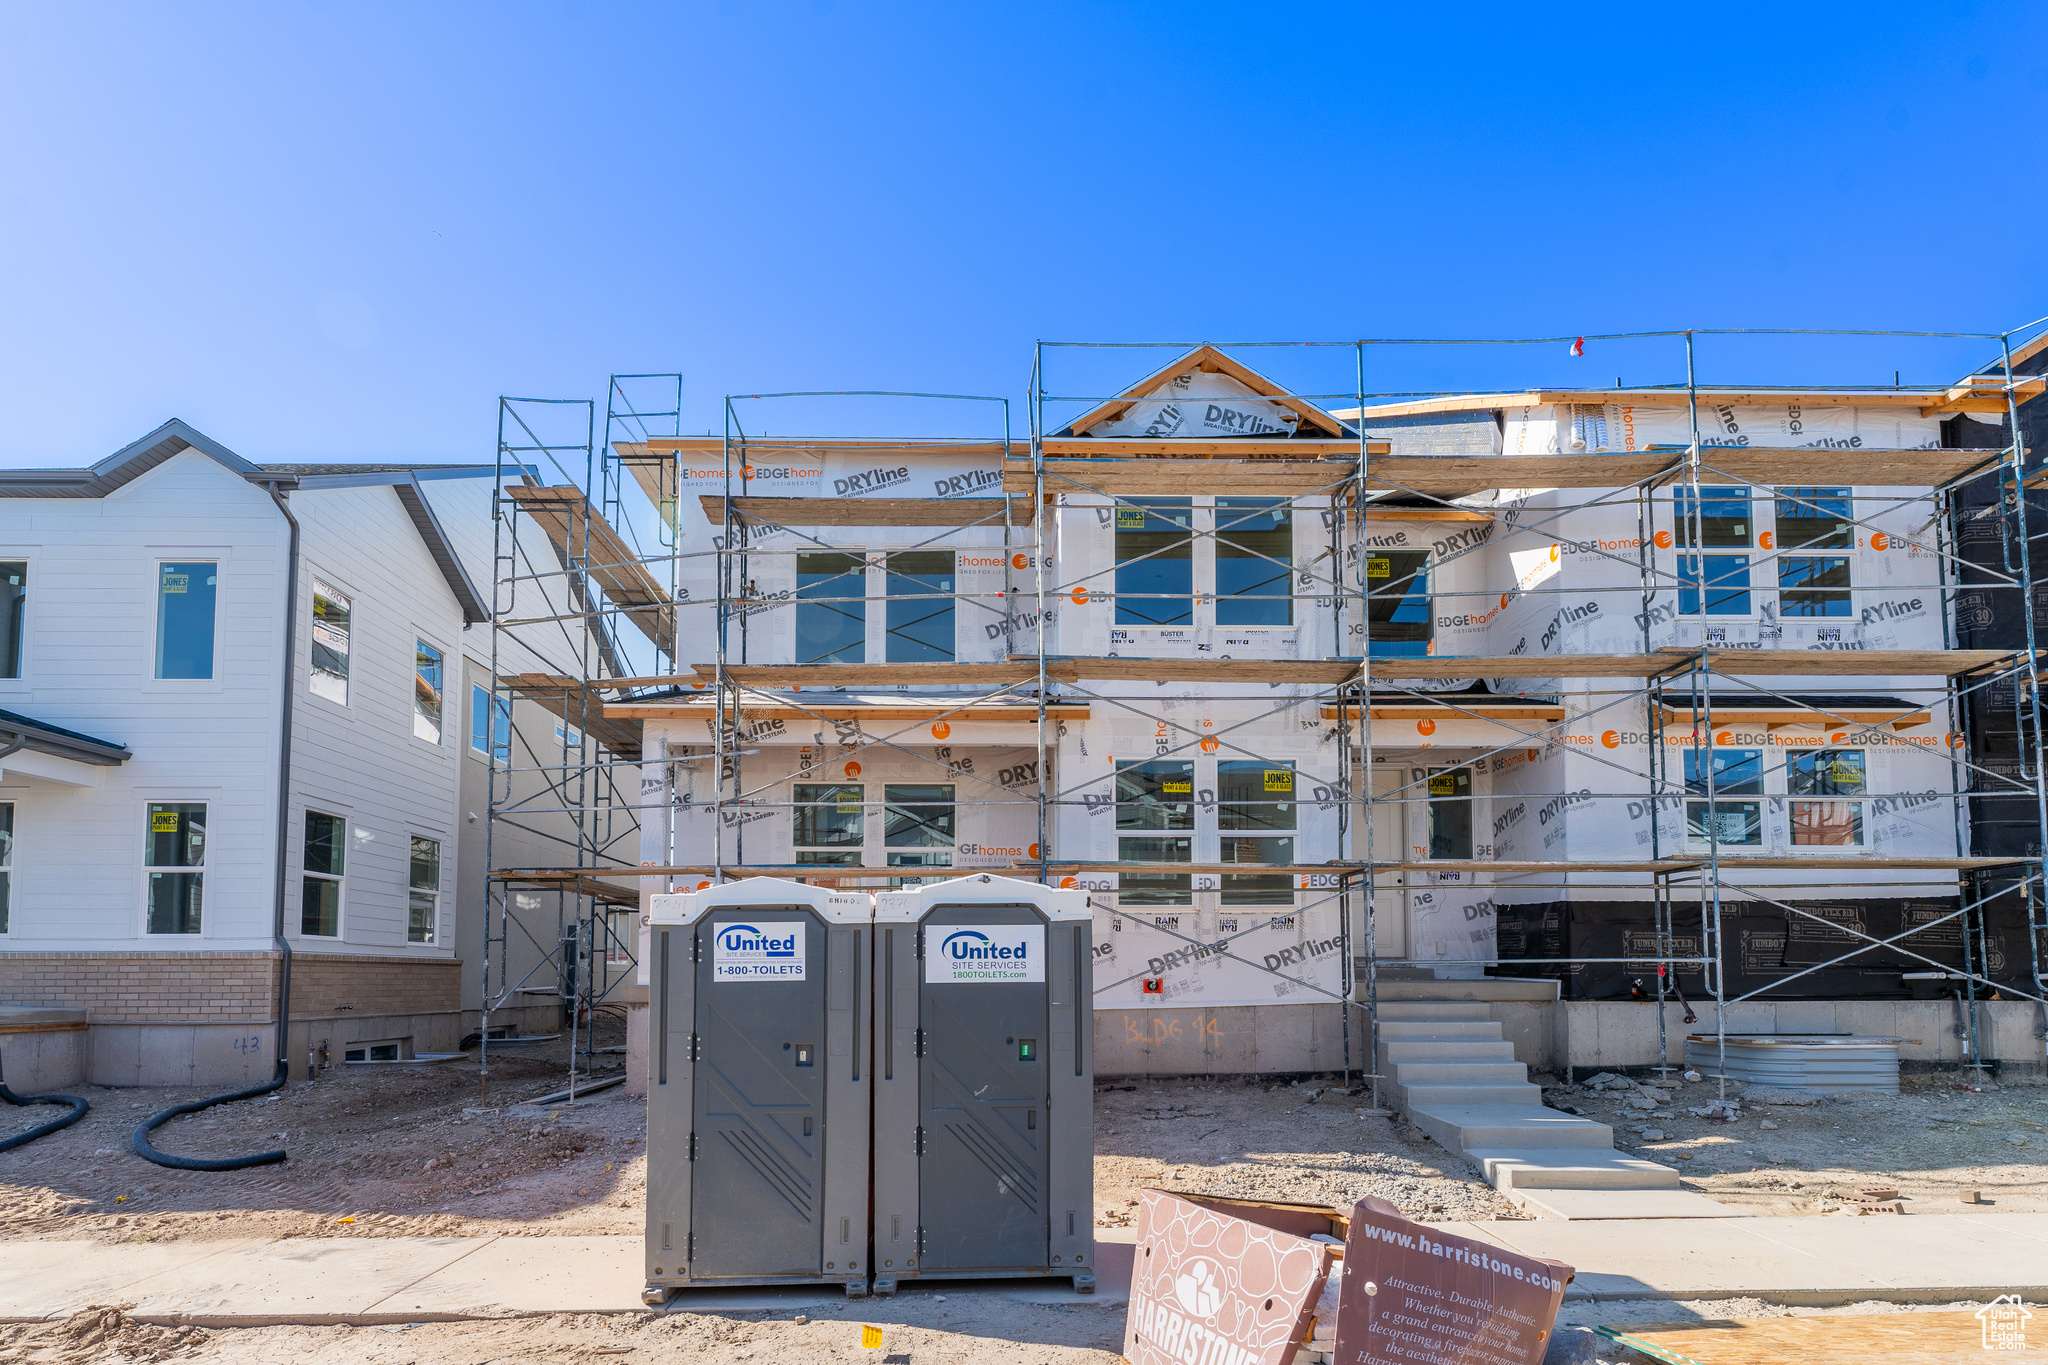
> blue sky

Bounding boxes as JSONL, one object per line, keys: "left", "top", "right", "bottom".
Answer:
{"left": 2, "top": 2, "right": 2044, "bottom": 466}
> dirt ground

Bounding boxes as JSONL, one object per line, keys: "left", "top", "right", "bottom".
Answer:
{"left": 3, "top": 1043, "right": 2046, "bottom": 1361}
{"left": 1533, "top": 1068, "right": 2048, "bottom": 1215}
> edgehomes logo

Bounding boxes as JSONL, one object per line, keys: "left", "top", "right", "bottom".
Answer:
{"left": 927, "top": 924, "right": 1045, "bottom": 983}
{"left": 834, "top": 465, "right": 911, "bottom": 497}
{"left": 711, "top": 921, "right": 806, "bottom": 981}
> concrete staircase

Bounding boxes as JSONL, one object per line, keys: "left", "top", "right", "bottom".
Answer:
{"left": 1369, "top": 983, "right": 1741, "bottom": 1220}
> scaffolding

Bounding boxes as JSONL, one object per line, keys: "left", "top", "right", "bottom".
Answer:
{"left": 482, "top": 326, "right": 2048, "bottom": 1106}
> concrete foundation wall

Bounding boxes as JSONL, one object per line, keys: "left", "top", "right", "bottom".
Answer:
{"left": 0, "top": 1013, "right": 89, "bottom": 1091}
{"left": 1087, "top": 998, "right": 2048, "bottom": 1081}
{"left": 1553, "top": 999, "right": 2048, "bottom": 1077}
{"left": 1092, "top": 1004, "right": 1369, "bottom": 1079}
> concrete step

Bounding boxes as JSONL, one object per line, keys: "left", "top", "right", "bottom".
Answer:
{"left": 1398, "top": 1083, "right": 1542, "bottom": 1108}
{"left": 1374, "top": 1001, "right": 1494, "bottom": 1022}
{"left": 1511, "top": 1189, "right": 1751, "bottom": 1221}
{"left": 1380, "top": 1039, "right": 1520, "bottom": 1062}
{"left": 1465, "top": 1149, "right": 1684, "bottom": 1193}
{"left": 1406, "top": 1104, "right": 1614, "bottom": 1156}
{"left": 1388, "top": 1061, "right": 1530, "bottom": 1085}
{"left": 1375, "top": 1020, "right": 1503, "bottom": 1040}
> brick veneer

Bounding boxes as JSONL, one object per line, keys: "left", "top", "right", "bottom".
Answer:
{"left": 0, "top": 951, "right": 460, "bottom": 1022}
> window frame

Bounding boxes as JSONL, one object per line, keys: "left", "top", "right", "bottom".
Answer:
{"left": 1682, "top": 748, "right": 1766, "bottom": 849}
{"left": 1788, "top": 748, "right": 1868, "bottom": 849}
{"left": 300, "top": 808, "right": 346, "bottom": 939}
{"left": 413, "top": 635, "right": 447, "bottom": 746}
{"left": 1213, "top": 498, "right": 1294, "bottom": 629}
{"left": 1677, "top": 554, "right": 1754, "bottom": 617}
{"left": 141, "top": 800, "right": 207, "bottom": 936}
{"left": 470, "top": 683, "right": 511, "bottom": 763}
{"left": 151, "top": 557, "right": 223, "bottom": 685}
{"left": 1364, "top": 548, "right": 1433, "bottom": 658}
{"left": 0, "top": 800, "right": 13, "bottom": 935}
{"left": 1113, "top": 498, "right": 1197, "bottom": 630}
{"left": 408, "top": 833, "right": 442, "bottom": 944}
{"left": 309, "top": 575, "right": 354, "bottom": 707}
{"left": 882, "top": 551, "right": 956, "bottom": 663}
{"left": 0, "top": 554, "right": 30, "bottom": 688}
{"left": 793, "top": 782, "right": 866, "bottom": 860}
{"left": 795, "top": 551, "right": 869, "bottom": 665}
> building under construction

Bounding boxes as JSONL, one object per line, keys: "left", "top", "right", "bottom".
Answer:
{"left": 481, "top": 328, "right": 2048, "bottom": 1106}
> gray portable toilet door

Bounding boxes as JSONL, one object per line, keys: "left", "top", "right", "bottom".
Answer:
{"left": 692, "top": 907, "right": 825, "bottom": 1278}
{"left": 918, "top": 902, "right": 1050, "bottom": 1272}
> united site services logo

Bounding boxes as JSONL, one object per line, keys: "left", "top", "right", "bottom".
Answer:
{"left": 711, "top": 921, "right": 807, "bottom": 981}
{"left": 926, "top": 924, "right": 1046, "bottom": 984}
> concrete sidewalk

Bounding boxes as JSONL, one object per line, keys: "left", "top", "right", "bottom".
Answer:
{"left": 3, "top": 1213, "right": 2046, "bottom": 1325}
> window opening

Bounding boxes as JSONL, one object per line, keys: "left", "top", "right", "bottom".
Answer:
{"left": 1684, "top": 749, "right": 1764, "bottom": 846}
{"left": 310, "top": 580, "right": 351, "bottom": 703}
{"left": 1114, "top": 499, "right": 1194, "bottom": 628}
{"left": 1674, "top": 486, "right": 1752, "bottom": 547}
{"left": 1215, "top": 499, "right": 1291, "bottom": 627}
{"left": 145, "top": 802, "right": 206, "bottom": 934}
{"left": 409, "top": 835, "right": 441, "bottom": 942}
{"left": 155, "top": 562, "right": 218, "bottom": 680}
{"left": 1789, "top": 749, "right": 1866, "bottom": 846}
{"left": 1366, "top": 550, "right": 1431, "bottom": 657}
{"left": 1116, "top": 758, "right": 1193, "bottom": 905}
{"left": 796, "top": 552, "right": 867, "bottom": 664}
{"left": 1426, "top": 767, "right": 1473, "bottom": 860}
{"left": 302, "top": 810, "right": 344, "bottom": 937}
{"left": 794, "top": 783, "right": 864, "bottom": 866}
{"left": 884, "top": 552, "right": 954, "bottom": 662}
{"left": 884, "top": 783, "right": 955, "bottom": 884}
{"left": 471, "top": 684, "right": 511, "bottom": 760}
{"left": 0, "top": 802, "right": 13, "bottom": 933}
{"left": 1678, "top": 556, "right": 1752, "bottom": 616}
{"left": 0, "top": 561, "right": 24, "bottom": 679}
{"left": 1219, "top": 759, "right": 1294, "bottom": 905}
{"left": 415, "top": 640, "right": 444, "bottom": 742}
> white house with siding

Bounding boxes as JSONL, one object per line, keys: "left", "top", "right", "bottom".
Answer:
{"left": 0, "top": 420, "right": 495, "bottom": 1086}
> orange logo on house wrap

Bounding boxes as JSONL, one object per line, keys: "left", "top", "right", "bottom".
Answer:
{"left": 1200, "top": 737, "right": 1220, "bottom": 753}
{"left": 1654, "top": 530, "right": 1673, "bottom": 549}
{"left": 1602, "top": 730, "right": 1621, "bottom": 748}
{"left": 1071, "top": 587, "right": 1090, "bottom": 605}
{"left": 844, "top": 761, "right": 862, "bottom": 778}
{"left": 1872, "top": 532, "right": 1891, "bottom": 550}
{"left": 1417, "top": 719, "right": 1436, "bottom": 736}
{"left": 1012, "top": 553, "right": 1029, "bottom": 570}
{"left": 1059, "top": 876, "right": 1077, "bottom": 889}
{"left": 1501, "top": 593, "right": 1511, "bottom": 610}
{"left": 1759, "top": 531, "right": 1774, "bottom": 549}
{"left": 930, "top": 722, "right": 951, "bottom": 740}
{"left": 1831, "top": 732, "right": 1848, "bottom": 745}
{"left": 1028, "top": 843, "right": 1040, "bottom": 859}
{"left": 1715, "top": 731, "right": 1734, "bottom": 746}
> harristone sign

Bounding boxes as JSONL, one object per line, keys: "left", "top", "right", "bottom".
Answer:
{"left": 1124, "top": 1190, "right": 1335, "bottom": 1365}
{"left": 1335, "top": 1196, "right": 1572, "bottom": 1365}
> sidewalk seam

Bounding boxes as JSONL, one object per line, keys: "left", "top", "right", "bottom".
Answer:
{"left": 356, "top": 1235, "right": 505, "bottom": 1316}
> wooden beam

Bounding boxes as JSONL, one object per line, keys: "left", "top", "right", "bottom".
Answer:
{"left": 717, "top": 662, "right": 1042, "bottom": 687}
{"left": 1341, "top": 390, "right": 1965, "bottom": 420}
{"left": 487, "top": 869, "right": 641, "bottom": 905}
{"left": 625, "top": 437, "right": 1020, "bottom": 459}
{"left": 607, "top": 702, "right": 1088, "bottom": 722}
{"left": 1039, "top": 439, "right": 1377, "bottom": 458}
{"left": 498, "top": 673, "right": 644, "bottom": 758}
{"left": 1007, "top": 460, "right": 1361, "bottom": 497}
{"left": 699, "top": 496, "right": 1033, "bottom": 527}
{"left": 1020, "top": 657, "right": 1363, "bottom": 685}
{"left": 1919, "top": 375, "right": 2047, "bottom": 416}
{"left": 1656, "top": 706, "right": 1932, "bottom": 731}
{"left": 1362, "top": 648, "right": 2024, "bottom": 679}
{"left": 1321, "top": 704, "right": 1566, "bottom": 721}
{"left": 504, "top": 486, "right": 675, "bottom": 654}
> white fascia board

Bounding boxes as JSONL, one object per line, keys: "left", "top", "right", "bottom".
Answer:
{"left": 0, "top": 749, "right": 105, "bottom": 788}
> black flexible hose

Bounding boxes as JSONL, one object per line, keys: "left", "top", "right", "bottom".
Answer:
{"left": 0, "top": 1053, "right": 90, "bottom": 1153}
{"left": 131, "top": 1060, "right": 288, "bottom": 1169}
{"left": 132, "top": 479, "right": 302, "bottom": 1172}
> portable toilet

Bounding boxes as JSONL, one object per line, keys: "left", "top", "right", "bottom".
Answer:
{"left": 642, "top": 878, "right": 873, "bottom": 1303}
{"left": 871, "top": 873, "right": 1095, "bottom": 1294}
